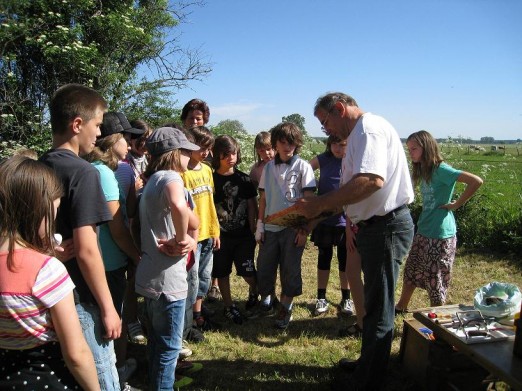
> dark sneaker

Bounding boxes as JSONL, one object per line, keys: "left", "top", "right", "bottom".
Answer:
{"left": 186, "top": 326, "right": 205, "bottom": 343}
{"left": 193, "top": 315, "right": 220, "bottom": 331}
{"left": 245, "top": 293, "right": 259, "bottom": 311}
{"left": 274, "top": 307, "right": 293, "bottom": 329}
{"left": 224, "top": 304, "right": 244, "bottom": 324}
{"left": 175, "top": 360, "right": 203, "bottom": 376}
{"left": 206, "top": 286, "right": 222, "bottom": 302}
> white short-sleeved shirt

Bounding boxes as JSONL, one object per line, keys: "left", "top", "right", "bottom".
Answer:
{"left": 259, "top": 155, "right": 316, "bottom": 232}
{"left": 340, "top": 113, "right": 414, "bottom": 223}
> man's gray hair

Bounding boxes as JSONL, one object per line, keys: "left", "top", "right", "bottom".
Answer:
{"left": 314, "top": 92, "right": 358, "bottom": 115}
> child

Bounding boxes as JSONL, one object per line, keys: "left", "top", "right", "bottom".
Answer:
{"left": 255, "top": 122, "right": 316, "bottom": 329}
{"left": 125, "top": 118, "right": 152, "bottom": 195}
{"left": 182, "top": 126, "right": 221, "bottom": 332}
{"left": 40, "top": 83, "right": 121, "bottom": 390}
{"left": 84, "top": 112, "right": 143, "bottom": 386}
{"left": 211, "top": 135, "right": 258, "bottom": 324}
{"left": 134, "top": 127, "right": 200, "bottom": 390}
{"left": 309, "top": 135, "right": 354, "bottom": 316}
{"left": 395, "top": 130, "right": 483, "bottom": 311}
{"left": 180, "top": 98, "right": 210, "bottom": 128}
{"left": 249, "top": 131, "right": 275, "bottom": 189}
{"left": 0, "top": 156, "right": 99, "bottom": 390}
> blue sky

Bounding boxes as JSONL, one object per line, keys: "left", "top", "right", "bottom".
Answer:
{"left": 171, "top": 0, "right": 522, "bottom": 140}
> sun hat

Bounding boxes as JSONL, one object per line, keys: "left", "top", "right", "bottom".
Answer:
{"left": 146, "top": 127, "right": 200, "bottom": 157}
{"left": 100, "top": 112, "right": 145, "bottom": 138}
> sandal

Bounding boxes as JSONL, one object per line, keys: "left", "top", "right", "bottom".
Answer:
{"left": 339, "top": 323, "right": 363, "bottom": 338}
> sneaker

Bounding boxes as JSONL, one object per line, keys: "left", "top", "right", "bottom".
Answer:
{"left": 127, "top": 320, "right": 146, "bottom": 343}
{"left": 207, "top": 285, "right": 222, "bottom": 302}
{"left": 340, "top": 298, "right": 355, "bottom": 316}
{"left": 179, "top": 341, "right": 192, "bottom": 359}
{"left": 193, "top": 315, "right": 220, "bottom": 331}
{"left": 275, "top": 307, "right": 293, "bottom": 329}
{"left": 186, "top": 326, "right": 205, "bottom": 343}
{"left": 201, "top": 303, "right": 215, "bottom": 318}
{"left": 117, "top": 357, "right": 137, "bottom": 383}
{"left": 258, "top": 297, "right": 279, "bottom": 317}
{"left": 174, "top": 374, "right": 193, "bottom": 389}
{"left": 121, "top": 382, "right": 140, "bottom": 391}
{"left": 245, "top": 293, "right": 259, "bottom": 311}
{"left": 224, "top": 304, "right": 244, "bottom": 325}
{"left": 176, "top": 360, "right": 203, "bottom": 376}
{"left": 314, "top": 298, "right": 329, "bottom": 315}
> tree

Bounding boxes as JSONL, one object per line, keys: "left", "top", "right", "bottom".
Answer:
{"left": 282, "top": 113, "right": 306, "bottom": 132}
{"left": 214, "top": 119, "right": 247, "bottom": 135}
{"left": 480, "top": 136, "right": 495, "bottom": 144}
{"left": 0, "top": 0, "right": 211, "bottom": 150}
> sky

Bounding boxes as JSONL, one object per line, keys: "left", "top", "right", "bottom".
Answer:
{"left": 169, "top": 0, "right": 522, "bottom": 140}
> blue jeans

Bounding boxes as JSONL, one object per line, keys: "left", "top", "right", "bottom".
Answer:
{"left": 144, "top": 295, "right": 185, "bottom": 391}
{"left": 352, "top": 208, "right": 414, "bottom": 390}
{"left": 76, "top": 303, "right": 120, "bottom": 391}
{"left": 196, "top": 238, "right": 214, "bottom": 297}
{"left": 184, "top": 256, "right": 199, "bottom": 337}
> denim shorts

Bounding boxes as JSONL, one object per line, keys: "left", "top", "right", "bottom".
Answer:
{"left": 76, "top": 302, "right": 119, "bottom": 390}
{"left": 196, "top": 238, "right": 214, "bottom": 297}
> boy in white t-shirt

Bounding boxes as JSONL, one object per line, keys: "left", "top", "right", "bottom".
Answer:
{"left": 255, "top": 122, "right": 316, "bottom": 330}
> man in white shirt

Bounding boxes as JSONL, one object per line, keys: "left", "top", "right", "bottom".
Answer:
{"left": 296, "top": 92, "right": 414, "bottom": 390}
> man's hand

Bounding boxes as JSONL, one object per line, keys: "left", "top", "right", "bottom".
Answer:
{"left": 294, "top": 196, "right": 323, "bottom": 219}
{"left": 102, "top": 307, "right": 122, "bottom": 340}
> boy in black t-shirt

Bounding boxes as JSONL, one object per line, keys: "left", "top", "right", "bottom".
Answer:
{"left": 40, "top": 84, "right": 121, "bottom": 390}
{"left": 211, "top": 135, "right": 258, "bottom": 325}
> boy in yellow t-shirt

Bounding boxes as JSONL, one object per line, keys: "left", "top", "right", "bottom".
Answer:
{"left": 182, "top": 126, "right": 221, "bottom": 335}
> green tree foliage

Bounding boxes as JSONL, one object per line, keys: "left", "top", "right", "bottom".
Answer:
{"left": 214, "top": 119, "right": 247, "bottom": 135}
{"left": 282, "top": 113, "right": 307, "bottom": 135}
{"left": 0, "top": 0, "right": 211, "bottom": 151}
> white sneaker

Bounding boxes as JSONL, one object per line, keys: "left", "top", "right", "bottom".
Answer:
{"left": 179, "top": 340, "right": 193, "bottom": 360}
{"left": 314, "top": 299, "right": 329, "bottom": 315}
{"left": 117, "top": 358, "right": 137, "bottom": 383}
{"left": 340, "top": 299, "right": 355, "bottom": 316}
{"left": 127, "top": 320, "right": 146, "bottom": 343}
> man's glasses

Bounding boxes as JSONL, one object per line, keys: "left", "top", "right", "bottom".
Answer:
{"left": 320, "top": 110, "right": 331, "bottom": 132}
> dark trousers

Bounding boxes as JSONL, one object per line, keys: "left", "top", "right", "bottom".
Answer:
{"left": 352, "top": 207, "right": 414, "bottom": 390}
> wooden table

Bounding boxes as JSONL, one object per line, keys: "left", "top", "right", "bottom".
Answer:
{"left": 413, "top": 304, "right": 522, "bottom": 390}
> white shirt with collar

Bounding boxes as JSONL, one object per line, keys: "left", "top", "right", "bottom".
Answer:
{"left": 341, "top": 113, "right": 414, "bottom": 224}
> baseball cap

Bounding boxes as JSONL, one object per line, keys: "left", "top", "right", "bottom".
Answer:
{"left": 100, "top": 112, "right": 146, "bottom": 138}
{"left": 147, "top": 127, "right": 200, "bottom": 157}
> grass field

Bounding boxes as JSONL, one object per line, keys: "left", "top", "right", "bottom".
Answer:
{"left": 127, "top": 246, "right": 522, "bottom": 390}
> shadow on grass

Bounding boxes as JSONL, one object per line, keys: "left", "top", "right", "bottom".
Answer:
{"left": 126, "top": 307, "right": 417, "bottom": 391}
{"left": 126, "top": 343, "right": 415, "bottom": 391}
